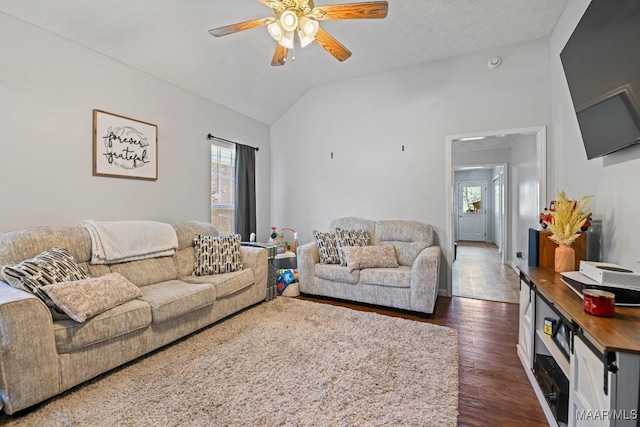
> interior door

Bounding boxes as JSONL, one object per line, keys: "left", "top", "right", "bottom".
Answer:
{"left": 457, "top": 181, "right": 487, "bottom": 241}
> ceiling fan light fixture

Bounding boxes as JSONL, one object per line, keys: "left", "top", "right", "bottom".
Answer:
{"left": 280, "top": 30, "right": 295, "bottom": 49}
{"left": 267, "top": 21, "right": 284, "bottom": 42}
{"left": 301, "top": 17, "right": 319, "bottom": 37}
{"left": 298, "top": 17, "right": 319, "bottom": 48}
{"left": 280, "top": 10, "right": 299, "bottom": 32}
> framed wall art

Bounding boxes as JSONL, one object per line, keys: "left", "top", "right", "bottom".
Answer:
{"left": 93, "top": 109, "right": 158, "bottom": 180}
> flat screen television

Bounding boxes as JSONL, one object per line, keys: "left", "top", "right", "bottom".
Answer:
{"left": 560, "top": 0, "right": 640, "bottom": 160}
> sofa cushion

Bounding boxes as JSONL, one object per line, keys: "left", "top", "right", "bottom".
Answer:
{"left": 193, "top": 234, "right": 244, "bottom": 275}
{"left": 314, "top": 264, "right": 360, "bottom": 284}
{"left": 42, "top": 273, "right": 143, "bottom": 323}
{"left": 312, "top": 230, "right": 340, "bottom": 264}
{"left": 181, "top": 268, "right": 255, "bottom": 299}
{"left": 387, "top": 242, "right": 430, "bottom": 266}
{"left": 375, "top": 220, "right": 433, "bottom": 266}
{"left": 52, "top": 299, "right": 152, "bottom": 353}
{"left": 109, "top": 256, "right": 178, "bottom": 287}
{"left": 342, "top": 245, "right": 399, "bottom": 272}
{"left": 359, "top": 266, "right": 412, "bottom": 288}
{"left": 1, "top": 247, "right": 90, "bottom": 319}
{"left": 334, "top": 228, "right": 371, "bottom": 266}
{"left": 138, "top": 280, "right": 216, "bottom": 324}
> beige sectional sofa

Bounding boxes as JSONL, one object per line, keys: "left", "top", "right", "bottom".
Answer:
{"left": 0, "top": 221, "right": 267, "bottom": 415}
{"left": 298, "top": 217, "right": 441, "bottom": 314}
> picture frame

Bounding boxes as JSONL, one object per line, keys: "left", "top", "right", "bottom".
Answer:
{"left": 93, "top": 109, "right": 158, "bottom": 180}
{"left": 552, "top": 318, "right": 572, "bottom": 360}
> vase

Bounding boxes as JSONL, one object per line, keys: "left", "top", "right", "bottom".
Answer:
{"left": 554, "top": 244, "right": 575, "bottom": 273}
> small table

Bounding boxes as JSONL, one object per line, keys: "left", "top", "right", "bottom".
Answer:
{"left": 241, "top": 242, "right": 278, "bottom": 301}
{"left": 274, "top": 251, "right": 297, "bottom": 270}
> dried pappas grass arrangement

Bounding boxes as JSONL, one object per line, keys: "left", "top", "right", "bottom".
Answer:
{"left": 545, "top": 191, "right": 593, "bottom": 246}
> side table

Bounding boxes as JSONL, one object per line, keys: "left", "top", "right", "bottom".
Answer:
{"left": 241, "top": 242, "right": 279, "bottom": 301}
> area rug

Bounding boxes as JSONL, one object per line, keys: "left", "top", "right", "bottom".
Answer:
{"left": 4, "top": 298, "right": 458, "bottom": 426}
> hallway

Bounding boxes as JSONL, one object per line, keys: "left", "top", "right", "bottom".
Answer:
{"left": 452, "top": 241, "right": 520, "bottom": 303}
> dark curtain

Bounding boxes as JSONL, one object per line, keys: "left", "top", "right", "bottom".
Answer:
{"left": 234, "top": 144, "right": 256, "bottom": 241}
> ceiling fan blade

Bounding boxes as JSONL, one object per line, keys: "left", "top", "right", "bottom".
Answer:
{"left": 271, "top": 44, "right": 289, "bottom": 66}
{"left": 209, "top": 17, "right": 275, "bottom": 37}
{"left": 311, "top": 1, "right": 388, "bottom": 20}
{"left": 314, "top": 28, "right": 352, "bottom": 62}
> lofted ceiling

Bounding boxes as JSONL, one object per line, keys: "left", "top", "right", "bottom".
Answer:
{"left": 0, "top": 0, "right": 568, "bottom": 125}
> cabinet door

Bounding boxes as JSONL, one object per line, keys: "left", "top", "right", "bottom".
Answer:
{"left": 517, "top": 279, "right": 535, "bottom": 369}
{"left": 569, "top": 336, "right": 614, "bottom": 427}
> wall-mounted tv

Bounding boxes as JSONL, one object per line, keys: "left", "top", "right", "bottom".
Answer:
{"left": 560, "top": 0, "right": 640, "bottom": 160}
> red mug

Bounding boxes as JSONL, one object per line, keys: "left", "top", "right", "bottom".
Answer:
{"left": 583, "top": 289, "right": 615, "bottom": 317}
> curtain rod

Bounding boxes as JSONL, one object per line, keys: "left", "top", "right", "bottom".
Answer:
{"left": 207, "top": 134, "right": 259, "bottom": 151}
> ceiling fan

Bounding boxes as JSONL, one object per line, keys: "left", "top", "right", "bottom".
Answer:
{"left": 209, "top": 0, "right": 389, "bottom": 66}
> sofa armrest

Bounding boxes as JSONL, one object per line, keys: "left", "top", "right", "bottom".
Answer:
{"left": 0, "top": 282, "right": 60, "bottom": 414}
{"left": 297, "top": 242, "right": 319, "bottom": 293}
{"left": 410, "top": 246, "right": 441, "bottom": 314}
{"left": 240, "top": 246, "right": 268, "bottom": 296}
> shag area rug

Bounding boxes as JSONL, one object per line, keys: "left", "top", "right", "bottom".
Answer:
{"left": 4, "top": 298, "right": 458, "bottom": 426}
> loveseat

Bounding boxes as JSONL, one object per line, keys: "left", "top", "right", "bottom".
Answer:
{"left": 0, "top": 220, "right": 267, "bottom": 415}
{"left": 297, "top": 217, "right": 441, "bottom": 314}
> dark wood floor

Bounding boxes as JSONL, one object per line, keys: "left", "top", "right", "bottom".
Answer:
{"left": 298, "top": 294, "right": 549, "bottom": 427}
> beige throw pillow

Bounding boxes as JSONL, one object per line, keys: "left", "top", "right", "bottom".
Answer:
{"left": 341, "top": 245, "right": 399, "bottom": 272}
{"left": 42, "top": 272, "right": 142, "bottom": 322}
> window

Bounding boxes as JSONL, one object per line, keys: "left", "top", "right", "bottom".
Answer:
{"left": 462, "top": 185, "right": 482, "bottom": 213}
{"left": 211, "top": 142, "right": 235, "bottom": 235}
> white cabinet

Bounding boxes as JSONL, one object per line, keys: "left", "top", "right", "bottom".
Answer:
{"left": 518, "top": 278, "right": 535, "bottom": 370}
{"left": 569, "top": 336, "right": 640, "bottom": 427}
{"left": 518, "top": 268, "right": 640, "bottom": 427}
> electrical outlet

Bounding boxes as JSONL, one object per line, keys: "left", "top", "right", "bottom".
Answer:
{"left": 516, "top": 251, "right": 524, "bottom": 259}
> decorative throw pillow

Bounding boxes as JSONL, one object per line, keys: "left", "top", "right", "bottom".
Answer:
{"left": 312, "top": 230, "right": 340, "bottom": 264}
{"left": 42, "top": 273, "right": 142, "bottom": 323}
{"left": 334, "top": 228, "right": 372, "bottom": 266}
{"left": 341, "top": 245, "right": 399, "bottom": 272}
{"left": 193, "top": 234, "right": 244, "bottom": 276}
{"left": 1, "top": 247, "right": 90, "bottom": 318}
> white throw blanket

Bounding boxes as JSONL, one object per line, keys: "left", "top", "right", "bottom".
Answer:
{"left": 82, "top": 220, "right": 178, "bottom": 265}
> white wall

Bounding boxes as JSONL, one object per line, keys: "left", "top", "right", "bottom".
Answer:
{"left": 271, "top": 38, "right": 552, "bottom": 292}
{"left": 510, "top": 134, "right": 539, "bottom": 265}
{"left": 551, "top": 1, "right": 640, "bottom": 270}
{"left": 0, "top": 13, "right": 271, "bottom": 239}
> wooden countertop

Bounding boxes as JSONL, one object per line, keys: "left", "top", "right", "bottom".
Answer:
{"left": 520, "top": 266, "right": 640, "bottom": 354}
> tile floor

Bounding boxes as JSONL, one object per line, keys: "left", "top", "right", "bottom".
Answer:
{"left": 452, "top": 240, "right": 520, "bottom": 303}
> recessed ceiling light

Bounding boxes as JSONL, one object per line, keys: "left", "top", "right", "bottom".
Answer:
{"left": 458, "top": 136, "right": 486, "bottom": 141}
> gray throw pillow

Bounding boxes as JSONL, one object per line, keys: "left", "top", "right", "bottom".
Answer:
{"left": 341, "top": 245, "right": 399, "bottom": 272}
{"left": 42, "top": 272, "right": 142, "bottom": 323}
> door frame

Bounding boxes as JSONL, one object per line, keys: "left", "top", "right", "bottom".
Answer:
{"left": 444, "top": 125, "right": 547, "bottom": 297}
{"left": 492, "top": 171, "right": 504, "bottom": 253}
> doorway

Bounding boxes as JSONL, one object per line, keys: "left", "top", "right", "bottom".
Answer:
{"left": 444, "top": 126, "right": 547, "bottom": 302}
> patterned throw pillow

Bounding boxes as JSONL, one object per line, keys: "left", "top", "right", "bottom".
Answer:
{"left": 193, "top": 234, "right": 244, "bottom": 276}
{"left": 1, "top": 247, "right": 91, "bottom": 318}
{"left": 42, "top": 272, "right": 142, "bottom": 323}
{"left": 335, "top": 228, "right": 372, "bottom": 266}
{"left": 312, "top": 230, "right": 340, "bottom": 264}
